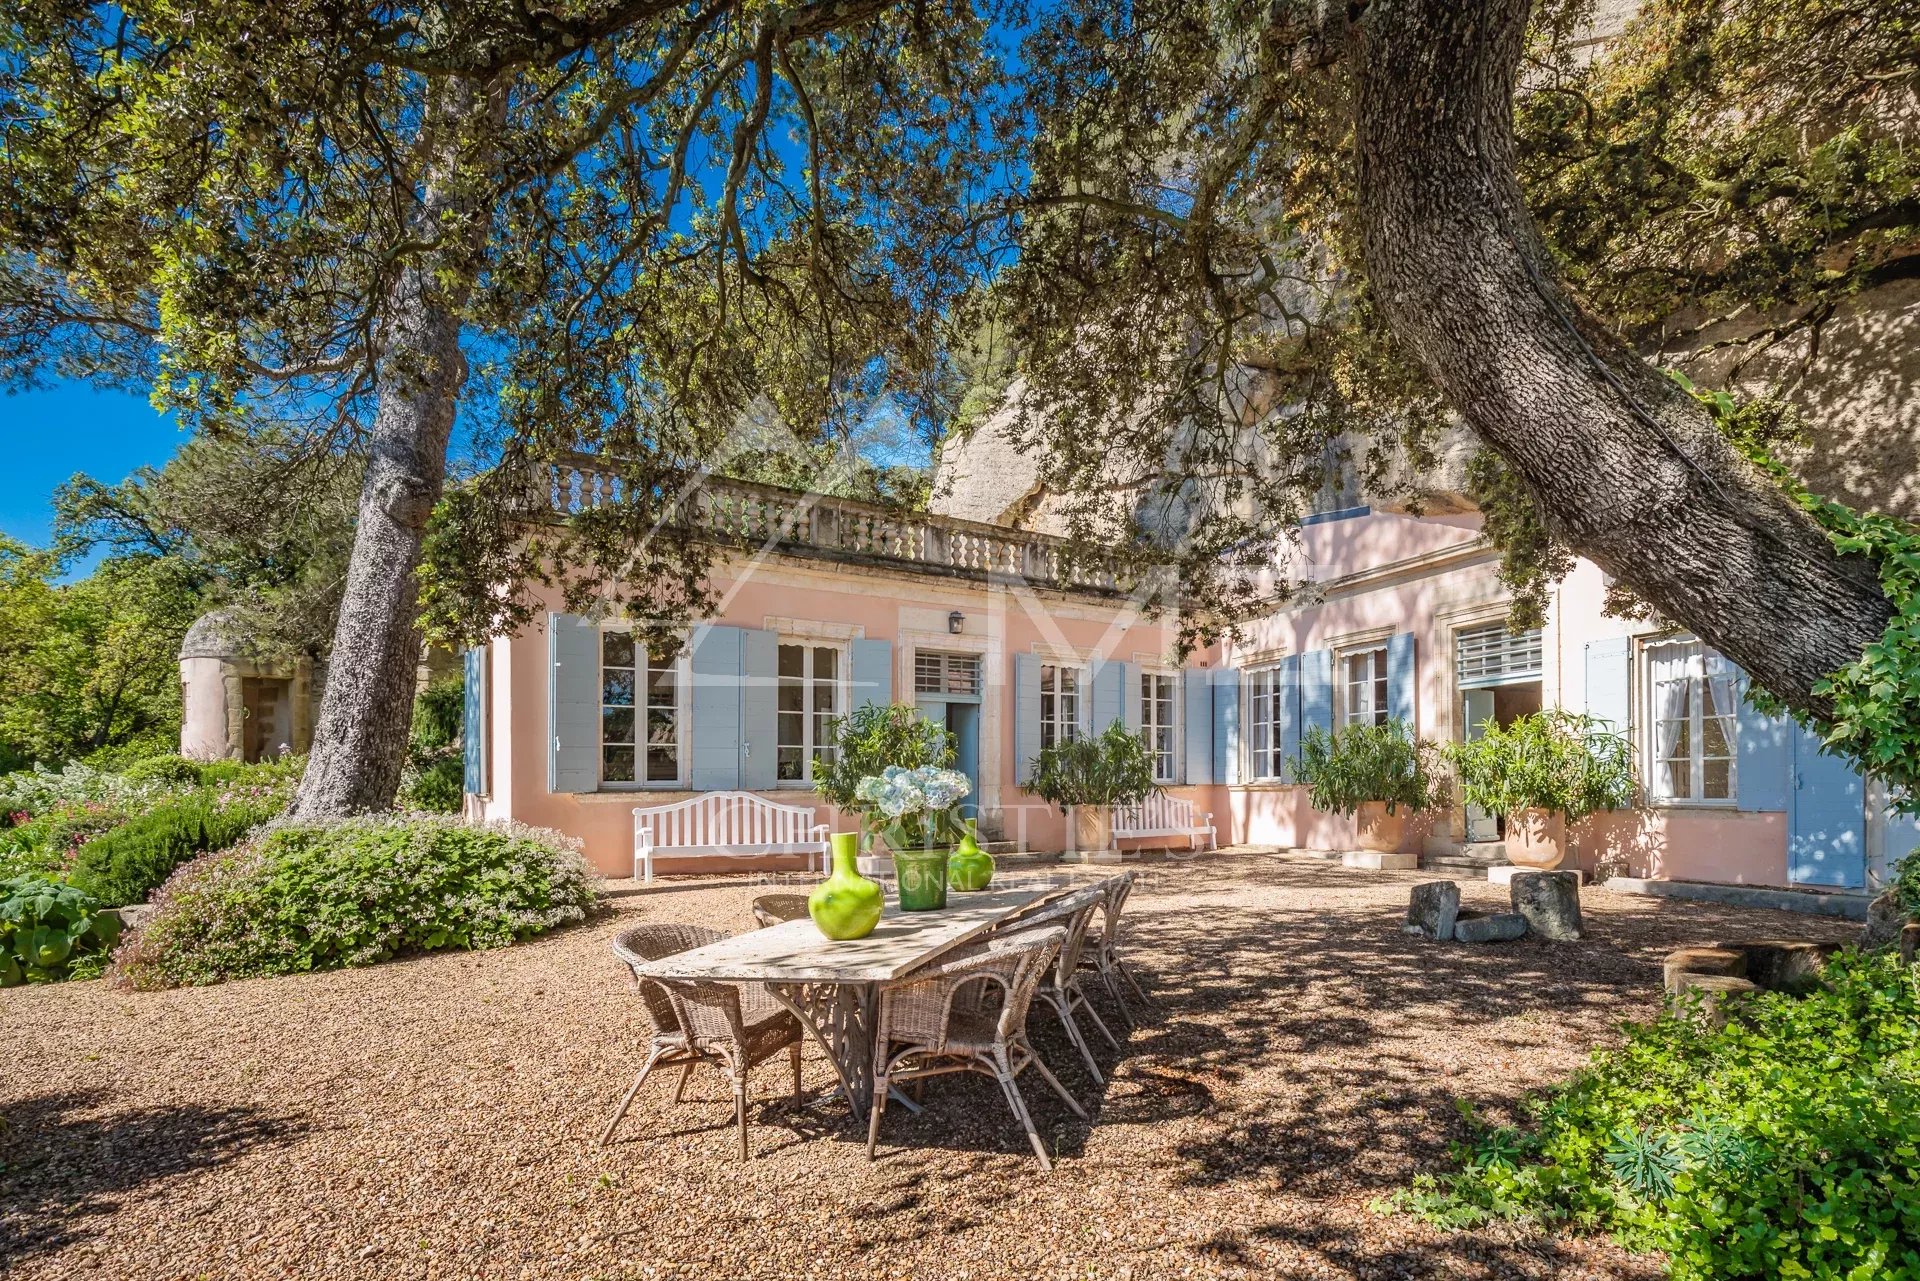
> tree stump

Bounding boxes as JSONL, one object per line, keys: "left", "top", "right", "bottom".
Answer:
{"left": 1508, "top": 870, "right": 1584, "bottom": 941}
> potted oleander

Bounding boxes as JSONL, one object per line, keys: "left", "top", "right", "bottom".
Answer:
{"left": 815, "top": 703, "right": 955, "bottom": 875}
{"left": 1294, "top": 718, "right": 1442, "bottom": 853}
{"left": 1027, "top": 722, "right": 1159, "bottom": 859}
{"left": 1443, "top": 710, "right": 1635, "bottom": 868}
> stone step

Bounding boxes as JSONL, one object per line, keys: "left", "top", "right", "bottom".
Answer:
{"left": 1421, "top": 855, "right": 1507, "bottom": 876}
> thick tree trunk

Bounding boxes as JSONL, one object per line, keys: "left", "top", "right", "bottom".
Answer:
{"left": 1350, "top": 0, "right": 1893, "bottom": 719}
{"left": 290, "top": 80, "right": 491, "bottom": 819}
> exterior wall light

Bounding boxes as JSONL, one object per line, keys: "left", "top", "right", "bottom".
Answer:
{"left": 948, "top": 611, "right": 965, "bottom": 634}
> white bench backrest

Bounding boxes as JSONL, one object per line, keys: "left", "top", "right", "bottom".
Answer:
{"left": 1114, "top": 792, "right": 1197, "bottom": 830}
{"left": 635, "top": 791, "right": 820, "bottom": 848}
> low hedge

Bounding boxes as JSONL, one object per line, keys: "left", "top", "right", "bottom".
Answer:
{"left": 112, "top": 814, "right": 600, "bottom": 988}
{"left": 66, "top": 792, "right": 282, "bottom": 907}
{"left": 1381, "top": 949, "right": 1920, "bottom": 1280}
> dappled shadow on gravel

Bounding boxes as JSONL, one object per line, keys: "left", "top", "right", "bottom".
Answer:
{"left": 0, "top": 1089, "right": 301, "bottom": 1266}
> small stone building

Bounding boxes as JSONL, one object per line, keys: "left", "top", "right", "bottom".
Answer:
{"left": 177, "top": 612, "right": 319, "bottom": 762}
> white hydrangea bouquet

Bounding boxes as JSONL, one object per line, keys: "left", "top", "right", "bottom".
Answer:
{"left": 853, "top": 764, "right": 972, "bottom": 851}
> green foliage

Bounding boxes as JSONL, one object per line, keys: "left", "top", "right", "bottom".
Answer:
{"left": 111, "top": 815, "right": 601, "bottom": 989}
{"left": 1295, "top": 719, "right": 1442, "bottom": 817}
{"left": 119, "top": 754, "right": 206, "bottom": 788}
{"left": 1892, "top": 849, "right": 1920, "bottom": 922}
{"left": 0, "top": 874, "right": 121, "bottom": 985}
{"left": 398, "top": 675, "right": 466, "bottom": 813}
{"left": 65, "top": 790, "right": 284, "bottom": 908}
{"left": 1028, "top": 722, "right": 1159, "bottom": 812}
{"left": 1380, "top": 950, "right": 1920, "bottom": 1281}
{"left": 0, "top": 539, "right": 199, "bottom": 770}
{"left": 1442, "top": 711, "right": 1635, "bottom": 825}
{"left": 813, "top": 704, "right": 956, "bottom": 814}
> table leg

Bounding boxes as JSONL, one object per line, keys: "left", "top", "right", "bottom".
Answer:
{"left": 767, "top": 981, "right": 877, "bottom": 1123}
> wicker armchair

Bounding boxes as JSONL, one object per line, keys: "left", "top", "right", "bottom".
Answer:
{"left": 601, "top": 924, "right": 804, "bottom": 1160}
{"left": 1081, "top": 872, "right": 1151, "bottom": 1027}
{"left": 866, "top": 926, "right": 1085, "bottom": 1171}
{"left": 750, "top": 893, "right": 811, "bottom": 929}
{"left": 998, "top": 887, "right": 1119, "bottom": 1086}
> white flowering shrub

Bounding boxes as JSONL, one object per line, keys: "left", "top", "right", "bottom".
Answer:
{"left": 111, "top": 813, "right": 602, "bottom": 988}
{"left": 854, "top": 764, "right": 972, "bottom": 849}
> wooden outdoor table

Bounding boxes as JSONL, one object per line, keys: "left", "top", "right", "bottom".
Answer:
{"left": 634, "top": 885, "right": 1065, "bottom": 1123}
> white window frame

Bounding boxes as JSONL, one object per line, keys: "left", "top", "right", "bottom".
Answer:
{"left": 1642, "top": 634, "right": 1739, "bottom": 808}
{"left": 1244, "top": 665, "right": 1287, "bottom": 782}
{"left": 600, "top": 629, "right": 687, "bottom": 789}
{"left": 1039, "top": 662, "right": 1084, "bottom": 751}
{"left": 775, "top": 638, "right": 848, "bottom": 787}
{"left": 1338, "top": 644, "right": 1390, "bottom": 729}
{"left": 1139, "top": 670, "right": 1179, "bottom": 784}
{"left": 914, "top": 650, "right": 983, "bottom": 698}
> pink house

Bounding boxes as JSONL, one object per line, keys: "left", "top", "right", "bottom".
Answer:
{"left": 461, "top": 458, "right": 1917, "bottom": 911}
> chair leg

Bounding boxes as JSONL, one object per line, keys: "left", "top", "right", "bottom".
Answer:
{"left": 992, "top": 1050, "right": 1052, "bottom": 1172}
{"left": 790, "top": 1041, "right": 803, "bottom": 1103}
{"left": 1044, "top": 989, "right": 1103, "bottom": 1085}
{"left": 1101, "top": 956, "right": 1136, "bottom": 1028}
{"left": 733, "top": 1073, "right": 750, "bottom": 1161}
{"left": 598, "top": 1044, "right": 667, "bottom": 1148}
{"left": 672, "top": 1060, "right": 696, "bottom": 1104}
{"left": 866, "top": 1066, "right": 892, "bottom": 1160}
{"left": 1117, "top": 956, "right": 1153, "bottom": 1007}
{"left": 1021, "top": 1042, "right": 1088, "bottom": 1120}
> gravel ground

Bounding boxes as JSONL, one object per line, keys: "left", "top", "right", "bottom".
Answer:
{"left": 2, "top": 850, "right": 1851, "bottom": 1280}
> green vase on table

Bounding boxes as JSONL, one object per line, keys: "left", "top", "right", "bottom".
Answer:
{"left": 946, "top": 819, "right": 995, "bottom": 892}
{"left": 809, "top": 832, "right": 884, "bottom": 940}
{"left": 891, "top": 845, "right": 951, "bottom": 912}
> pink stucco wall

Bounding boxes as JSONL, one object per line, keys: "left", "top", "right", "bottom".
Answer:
{"left": 472, "top": 561, "right": 1208, "bottom": 877}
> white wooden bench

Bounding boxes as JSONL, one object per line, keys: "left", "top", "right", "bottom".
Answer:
{"left": 1111, "top": 794, "right": 1216, "bottom": 852}
{"left": 632, "top": 792, "right": 832, "bottom": 883}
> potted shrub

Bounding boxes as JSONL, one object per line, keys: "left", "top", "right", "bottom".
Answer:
{"left": 1027, "top": 722, "right": 1159, "bottom": 859}
{"left": 814, "top": 703, "right": 955, "bottom": 873}
{"left": 1443, "top": 710, "right": 1635, "bottom": 868}
{"left": 1294, "top": 718, "right": 1442, "bottom": 852}
{"left": 853, "top": 765, "right": 973, "bottom": 910}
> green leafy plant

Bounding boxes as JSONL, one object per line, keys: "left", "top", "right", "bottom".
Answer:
{"left": 1442, "top": 710, "right": 1634, "bottom": 825}
{"left": 110, "top": 814, "right": 601, "bottom": 988}
{"left": 1379, "top": 949, "right": 1920, "bottom": 1281}
{"left": 1891, "top": 847, "right": 1920, "bottom": 922}
{"left": 1027, "top": 722, "right": 1159, "bottom": 812}
{"left": 66, "top": 790, "right": 285, "bottom": 907}
{"left": 119, "top": 754, "right": 206, "bottom": 788}
{"left": 1295, "top": 718, "right": 1442, "bottom": 816}
{"left": 812, "top": 703, "right": 955, "bottom": 815}
{"left": 1, "top": 874, "right": 122, "bottom": 984}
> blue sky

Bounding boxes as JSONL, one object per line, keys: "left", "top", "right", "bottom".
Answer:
{"left": 0, "top": 382, "right": 183, "bottom": 551}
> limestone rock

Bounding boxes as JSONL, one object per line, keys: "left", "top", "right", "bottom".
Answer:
{"left": 1663, "top": 945, "right": 1745, "bottom": 995}
{"left": 1508, "top": 870, "right": 1584, "bottom": 941}
{"left": 1405, "top": 881, "right": 1460, "bottom": 940}
{"left": 1862, "top": 888, "right": 1909, "bottom": 951}
{"left": 1452, "top": 911, "right": 1528, "bottom": 944}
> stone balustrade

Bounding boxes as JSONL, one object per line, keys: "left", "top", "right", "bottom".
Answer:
{"left": 537, "top": 455, "right": 1138, "bottom": 597}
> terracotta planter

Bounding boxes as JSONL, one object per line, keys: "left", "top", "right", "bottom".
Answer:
{"left": 1506, "top": 807, "right": 1566, "bottom": 869}
{"left": 1071, "top": 805, "right": 1115, "bottom": 860}
{"left": 1355, "top": 801, "right": 1404, "bottom": 853}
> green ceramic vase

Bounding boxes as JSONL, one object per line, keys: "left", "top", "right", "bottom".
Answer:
{"left": 892, "top": 846, "right": 951, "bottom": 912}
{"left": 808, "top": 833, "right": 884, "bottom": 940}
{"left": 946, "top": 820, "right": 995, "bottom": 892}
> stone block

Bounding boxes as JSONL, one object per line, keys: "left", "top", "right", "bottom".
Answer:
{"left": 1452, "top": 911, "right": 1528, "bottom": 944}
{"left": 1862, "top": 888, "right": 1908, "bottom": 950}
{"left": 1662, "top": 945, "right": 1745, "bottom": 994}
{"left": 1509, "top": 870, "right": 1584, "bottom": 941}
{"left": 1406, "top": 881, "right": 1460, "bottom": 940}
{"left": 1343, "top": 849, "right": 1419, "bottom": 871}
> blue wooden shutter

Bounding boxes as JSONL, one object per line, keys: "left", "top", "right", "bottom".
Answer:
{"left": 1386, "top": 633, "right": 1416, "bottom": 727}
{"left": 548, "top": 614, "right": 599, "bottom": 794}
{"left": 1182, "top": 668, "right": 1214, "bottom": 784}
{"left": 462, "top": 646, "right": 487, "bottom": 796}
{"left": 849, "top": 637, "right": 892, "bottom": 710}
{"left": 1212, "top": 668, "right": 1241, "bottom": 785}
{"left": 1734, "top": 668, "right": 1791, "bottom": 812}
{"left": 1583, "top": 637, "right": 1631, "bottom": 734}
{"left": 1790, "top": 725, "right": 1865, "bottom": 888}
{"left": 1090, "top": 659, "right": 1128, "bottom": 734}
{"left": 689, "top": 624, "right": 744, "bottom": 790}
{"left": 1278, "top": 654, "right": 1303, "bottom": 781}
{"left": 1120, "top": 662, "right": 1143, "bottom": 735}
{"left": 1014, "top": 653, "right": 1040, "bottom": 785}
{"left": 739, "top": 629, "right": 778, "bottom": 790}
{"left": 1299, "top": 649, "right": 1334, "bottom": 743}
